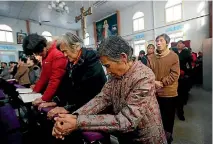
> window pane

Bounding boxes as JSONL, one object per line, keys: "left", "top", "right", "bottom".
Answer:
{"left": 175, "top": 37, "right": 183, "bottom": 42}
{"left": 0, "top": 31, "right": 6, "bottom": 42}
{"left": 134, "top": 40, "right": 145, "bottom": 45}
{"left": 133, "top": 12, "right": 144, "bottom": 19}
{"left": 166, "top": 7, "right": 173, "bottom": 23}
{"left": 84, "top": 37, "right": 89, "bottom": 46}
{"left": 6, "top": 32, "right": 13, "bottom": 42}
{"left": 165, "top": 0, "right": 182, "bottom": 8}
{"left": 134, "top": 45, "right": 140, "bottom": 56}
{"left": 140, "top": 45, "right": 146, "bottom": 52}
{"left": 138, "top": 18, "right": 144, "bottom": 30}
{"left": 173, "top": 5, "right": 182, "bottom": 21}
{"left": 45, "top": 36, "right": 52, "bottom": 42}
{"left": 133, "top": 19, "right": 139, "bottom": 31}
{"left": 42, "top": 31, "right": 52, "bottom": 37}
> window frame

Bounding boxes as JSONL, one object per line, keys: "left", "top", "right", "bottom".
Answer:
{"left": 133, "top": 39, "right": 146, "bottom": 56}
{"left": 133, "top": 12, "right": 145, "bottom": 32}
{"left": 0, "top": 25, "right": 14, "bottom": 43}
{"left": 84, "top": 33, "right": 90, "bottom": 46}
{"left": 42, "top": 31, "right": 52, "bottom": 42}
{"left": 165, "top": 1, "right": 183, "bottom": 24}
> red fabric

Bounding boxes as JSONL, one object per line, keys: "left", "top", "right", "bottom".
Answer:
{"left": 33, "top": 41, "right": 68, "bottom": 101}
{"left": 180, "top": 70, "right": 185, "bottom": 77}
{"left": 191, "top": 52, "right": 197, "bottom": 67}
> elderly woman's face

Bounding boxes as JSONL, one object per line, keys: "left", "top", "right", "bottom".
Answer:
{"left": 100, "top": 55, "right": 128, "bottom": 78}
{"left": 60, "top": 42, "right": 80, "bottom": 63}
{"left": 156, "top": 37, "right": 167, "bottom": 51}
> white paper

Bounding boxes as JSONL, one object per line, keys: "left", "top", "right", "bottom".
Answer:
{"left": 6, "top": 79, "right": 16, "bottom": 82}
{"left": 19, "top": 93, "right": 42, "bottom": 103}
{"left": 16, "top": 88, "right": 33, "bottom": 94}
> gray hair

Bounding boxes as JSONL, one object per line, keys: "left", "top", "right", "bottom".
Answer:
{"left": 97, "top": 36, "right": 133, "bottom": 61}
{"left": 58, "top": 32, "right": 84, "bottom": 50}
{"left": 156, "top": 33, "right": 170, "bottom": 44}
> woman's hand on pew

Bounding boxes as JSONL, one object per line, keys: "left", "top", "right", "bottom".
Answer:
{"left": 47, "top": 107, "right": 69, "bottom": 120}
{"left": 53, "top": 114, "right": 77, "bottom": 139}
{"left": 30, "top": 85, "right": 35, "bottom": 89}
{"left": 38, "top": 102, "right": 57, "bottom": 111}
{"left": 32, "top": 98, "right": 45, "bottom": 106}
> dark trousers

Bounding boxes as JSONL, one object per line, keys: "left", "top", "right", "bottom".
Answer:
{"left": 177, "top": 78, "right": 190, "bottom": 116}
{"left": 157, "top": 97, "right": 176, "bottom": 135}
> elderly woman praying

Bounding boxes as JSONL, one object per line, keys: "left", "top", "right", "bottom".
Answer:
{"left": 52, "top": 36, "right": 167, "bottom": 144}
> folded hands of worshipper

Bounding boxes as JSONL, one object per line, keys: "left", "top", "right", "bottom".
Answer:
{"left": 32, "top": 97, "right": 46, "bottom": 106}
{"left": 52, "top": 114, "right": 77, "bottom": 140}
{"left": 38, "top": 102, "right": 57, "bottom": 111}
{"left": 47, "top": 107, "right": 69, "bottom": 120}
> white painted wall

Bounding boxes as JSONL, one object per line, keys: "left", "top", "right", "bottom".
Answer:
{"left": 0, "top": 16, "right": 76, "bottom": 62}
{"left": 79, "top": 1, "right": 209, "bottom": 53}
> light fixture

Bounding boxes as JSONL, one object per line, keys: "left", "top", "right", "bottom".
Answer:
{"left": 48, "top": 0, "right": 69, "bottom": 14}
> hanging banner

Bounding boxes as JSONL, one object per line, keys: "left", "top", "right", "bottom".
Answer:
{"left": 134, "top": 33, "right": 145, "bottom": 40}
{"left": 0, "top": 45, "right": 16, "bottom": 51}
{"left": 165, "top": 24, "right": 183, "bottom": 33}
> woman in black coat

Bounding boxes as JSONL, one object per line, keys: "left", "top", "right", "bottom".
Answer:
{"left": 38, "top": 32, "right": 107, "bottom": 116}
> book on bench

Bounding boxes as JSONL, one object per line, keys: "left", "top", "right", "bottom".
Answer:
{"left": 16, "top": 88, "right": 33, "bottom": 94}
{"left": 19, "top": 93, "right": 42, "bottom": 103}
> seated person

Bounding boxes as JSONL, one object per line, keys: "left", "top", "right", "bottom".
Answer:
{"left": 9, "top": 61, "right": 18, "bottom": 78}
{"left": 52, "top": 36, "right": 167, "bottom": 144}
{"left": 0, "top": 62, "right": 10, "bottom": 80}
{"left": 27, "top": 56, "right": 41, "bottom": 86}
{"left": 38, "top": 32, "right": 107, "bottom": 118}
{"left": 22, "top": 33, "right": 68, "bottom": 104}
{"left": 14, "top": 57, "right": 31, "bottom": 88}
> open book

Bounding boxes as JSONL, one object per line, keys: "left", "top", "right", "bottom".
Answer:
{"left": 19, "top": 93, "right": 42, "bottom": 103}
{"left": 16, "top": 88, "right": 33, "bottom": 94}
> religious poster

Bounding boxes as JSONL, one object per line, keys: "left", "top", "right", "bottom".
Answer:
{"left": 17, "top": 32, "right": 27, "bottom": 44}
{"left": 95, "top": 13, "right": 118, "bottom": 44}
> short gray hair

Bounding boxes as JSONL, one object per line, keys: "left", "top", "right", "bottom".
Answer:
{"left": 156, "top": 33, "right": 170, "bottom": 44}
{"left": 58, "top": 32, "right": 84, "bottom": 50}
{"left": 97, "top": 36, "right": 133, "bottom": 61}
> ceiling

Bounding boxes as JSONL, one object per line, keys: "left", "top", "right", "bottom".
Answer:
{"left": 0, "top": 1, "right": 140, "bottom": 30}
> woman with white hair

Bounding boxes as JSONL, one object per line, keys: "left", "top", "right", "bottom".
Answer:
{"left": 52, "top": 35, "right": 167, "bottom": 144}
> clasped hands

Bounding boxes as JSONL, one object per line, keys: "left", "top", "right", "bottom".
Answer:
{"left": 155, "top": 81, "right": 163, "bottom": 90}
{"left": 52, "top": 114, "right": 77, "bottom": 140}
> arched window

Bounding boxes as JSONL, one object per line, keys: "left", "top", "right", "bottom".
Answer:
{"left": 133, "top": 12, "right": 144, "bottom": 32}
{"left": 0, "top": 24, "right": 13, "bottom": 43}
{"left": 165, "top": 0, "right": 182, "bottom": 23}
{"left": 42, "top": 31, "right": 52, "bottom": 42}
{"left": 84, "top": 33, "right": 89, "bottom": 46}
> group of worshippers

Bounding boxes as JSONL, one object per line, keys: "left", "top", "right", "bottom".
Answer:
{"left": 0, "top": 56, "right": 41, "bottom": 88}
{"left": 19, "top": 31, "right": 196, "bottom": 144}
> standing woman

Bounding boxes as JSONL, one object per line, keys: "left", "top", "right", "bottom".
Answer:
{"left": 15, "top": 57, "right": 31, "bottom": 87}
{"left": 22, "top": 33, "right": 68, "bottom": 104}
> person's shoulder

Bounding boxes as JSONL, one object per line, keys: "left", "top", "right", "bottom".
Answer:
{"left": 131, "top": 62, "right": 155, "bottom": 81}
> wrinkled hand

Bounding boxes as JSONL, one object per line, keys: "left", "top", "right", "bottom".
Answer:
{"left": 30, "top": 85, "right": 35, "bottom": 89}
{"left": 155, "top": 81, "right": 163, "bottom": 89}
{"left": 38, "top": 102, "right": 57, "bottom": 111}
{"left": 52, "top": 114, "right": 77, "bottom": 139}
{"left": 47, "top": 107, "right": 69, "bottom": 120}
{"left": 32, "top": 98, "right": 45, "bottom": 106}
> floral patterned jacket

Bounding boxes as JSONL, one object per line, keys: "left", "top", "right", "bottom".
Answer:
{"left": 75, "top": 62, "right": 167, "bottom": 144}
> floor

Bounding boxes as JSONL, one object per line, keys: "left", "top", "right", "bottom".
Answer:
{"left": 173, "top": 87, "right": 212, "bottom": 144}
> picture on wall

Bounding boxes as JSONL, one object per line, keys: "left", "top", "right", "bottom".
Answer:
{"left": 95, "top": 13, "right": 118, "bottom": 44}
{"left": 17, "top": 32, "right": 27, "bottom": 44}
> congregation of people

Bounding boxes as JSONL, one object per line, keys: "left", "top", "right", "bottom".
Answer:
{"left": 0, "top": 32, "right": 203, "bottom": 144}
